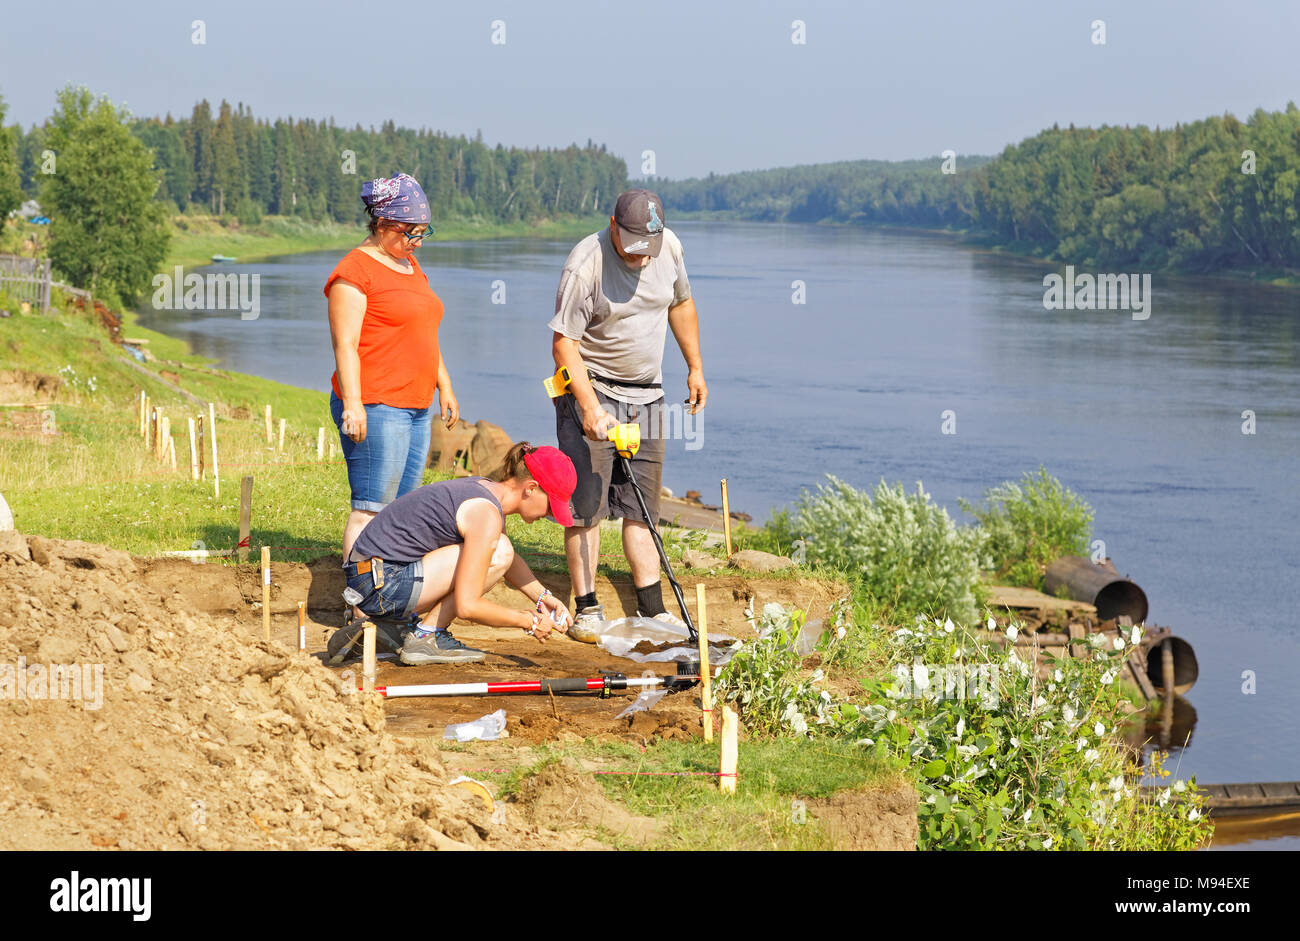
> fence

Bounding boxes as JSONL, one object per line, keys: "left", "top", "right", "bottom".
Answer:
{"left": 0, "top": 253, "right": 92, "bottom": 312}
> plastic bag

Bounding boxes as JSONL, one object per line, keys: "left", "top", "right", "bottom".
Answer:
{"left": 614, "top": 686, "right": 668, "bottom": 719}
{"left": 444, "top": 709, "right": 507, "bottom": 742}
{"left": 595, "top": 616, "right": 739, "bottom": 665}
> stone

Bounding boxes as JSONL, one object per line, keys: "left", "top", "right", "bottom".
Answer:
{"left": 428, "top": 418, "right": 476, "bottom": 471}
{"left": 0, "top": 529, "right": 29, "bottom": 561}
{"left": 470, "top": 420, "right": 514, "bottom": 479}
{"left": 682, "top": 548, "right": 723, "bottom": 571}
{"left": 728, "top": 549, "right": 796, "bottom": 573}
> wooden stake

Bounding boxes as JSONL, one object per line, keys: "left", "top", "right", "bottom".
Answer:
{"left": 148, "top": 406, "right": 156, "bottom": 453}
{"left": 167, "top": 434, "right": 178, "bottom": 471}
{"left": 316, "top": 427, "right": 325, "bottom": 461}
{"left": 138, "top": 390, "right": 146, "bottom": 437}
{"left": 721, "top": 478, "right": 733, "bottom": 557}
{"left": 187, "top": 417, "right": 199, "bottom": 481}
{"left": 158, "top": 415, "right": 170, "bottom": 462}
{"left": 196, "top": 415, "right": 205, "bottom": 480}
{"left": 264, "top": 404, "right": 273, "bottom": 444}
{"left": 298, "top": 602, "right": 307, "bottom": 653}
{"left": 278, "top": 418, "right": 286, "bottom": 452}
{"left": 720, "top": 705, "right": 738, "bottom": 794}
{"left": 143, "top": 397, "right": 152, "bottom": 443}
{"left": 238, "top": 475, "right": 253, "bottom": 563}
{"left": 697, "top": 583, "right": 713, "bottom": 742}
{"left": 328, "top": 437, "right": 335, "bottom": 460}
{"left": 362, "top": 621, "right": 377, "bottom": 694}
{"left": 261, "top": 546, "right": 272, "bottom": 642}
{"left": 208, "top": 402, "right": 220, "bottom": 499}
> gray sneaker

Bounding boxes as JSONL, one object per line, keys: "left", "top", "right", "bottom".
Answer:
{"left": 327, "top": 618, "right": 410, "bottom": 664}
{"left": 400, "top": 628, "right": 486, "bottom": 665}
{"left": 568, "top": 604, "right": 606, "bottom": 644}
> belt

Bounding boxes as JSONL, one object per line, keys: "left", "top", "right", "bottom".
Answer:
{"left": 587, "top": 373, "right": 662, "bottom": 390}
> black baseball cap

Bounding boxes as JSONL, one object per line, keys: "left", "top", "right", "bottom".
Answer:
{"left": 614, "top": 189, "right": 666, "bottom": 257}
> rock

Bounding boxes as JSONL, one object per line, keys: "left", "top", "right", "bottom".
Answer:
{"left": 660, "top": 486, "right": 673, "bottom": 498}
{"left": 126, "top": 672, "right": 153, "bottom": 693}
{"left": 471, "top": 420, "right": 514, "bottom": 479}
{"left": 103, "top": 623, "right": 130, "bottom": 653}
{"left": 18, "top": 766, "right": 52, "bottom": 793}
{"left": 728, "top": 549, "right": 796, "bottom": 573}
{"left": 25, "top": 535, "right": 133, "bottom": 571}
{"left": 428, "top": 418, "right": 476, "bottom": 471}
{"left": 682, "top": 548, "right": 723, "bottom": 571}
{"left": 0, "top": 529, "right": 30, "bottom": 562}
{"left": 0, "top": 492, "right": 14, "bottom": 531}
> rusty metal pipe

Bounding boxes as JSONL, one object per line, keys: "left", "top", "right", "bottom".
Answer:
{"left": 1044, "top": 556, "right": 1149, "bottom": 623}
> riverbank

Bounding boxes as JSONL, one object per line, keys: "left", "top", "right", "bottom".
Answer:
{"left": 669, "top": 212, "right": 1300, "bottom": 290}
{"left": 163, "top": 212, "right": 610, "bottom": 270}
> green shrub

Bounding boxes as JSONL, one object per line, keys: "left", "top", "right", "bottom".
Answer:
{"left": 794, "top": 477, "right": 985, "bottom": 624}
{"left": 841, "top": 615, "right": 1212, "bottom": 850}
{"left": 715, "top": 603, "right": 836, "bottom": 737}
{"left": 235, "top": 198, "right": 263, "bottom": 226}
{"left": 960, "top": 467, "right": 1093, "bottom": 588}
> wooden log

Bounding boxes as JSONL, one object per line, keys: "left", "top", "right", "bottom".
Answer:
{"left": 720, "top": 705, "right": 738, "bottom": 794}
{"left": 238, "top": 475, "right": 253, "bottom": 563}
{"left": 187, "top": 417, "right": 199, "bottom": 481}
{"left": 209, "top": 402, "right": 220, "bottom": 499}
{"left": 261, "top": 546, "right": 271, "bottom": 642}
{"left": 697, "top": 583, "right": 713, "bottom": 742}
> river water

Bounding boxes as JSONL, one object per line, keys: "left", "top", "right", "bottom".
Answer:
{"left": 137, "top": 221, "right": 1300, "bottom": 846}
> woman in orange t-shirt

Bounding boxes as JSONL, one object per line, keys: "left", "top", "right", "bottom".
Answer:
{"left": 326, "top": 172, "right": 459, "bottom": 563}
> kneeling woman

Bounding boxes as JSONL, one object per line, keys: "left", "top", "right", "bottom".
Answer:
{"left": 337, "top": 443, "right": 577, "bottom": 665}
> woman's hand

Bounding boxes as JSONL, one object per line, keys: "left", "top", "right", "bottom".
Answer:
{"left": 341, "top": 400, "right": 367, "bottom": 443}
{"left": 439, "top": 387, "right": 459, "bottom": 429}
{"left": 539, "top": 594, "right": 572, "bottom": 633}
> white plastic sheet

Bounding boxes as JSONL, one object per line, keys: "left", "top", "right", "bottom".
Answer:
{"left": 595, "top": 617, "right": 740, "bottom": 665}
{"left": 443, "top": 708, "right": 507, "bottom": 742}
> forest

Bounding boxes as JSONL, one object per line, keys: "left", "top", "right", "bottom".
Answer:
{"left": 656, "top": 104, "right": 1300, "bottom": 273}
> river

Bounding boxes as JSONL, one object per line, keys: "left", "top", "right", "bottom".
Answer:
{"left": 136, "top": 221, "right": 1300, "bottom": 847}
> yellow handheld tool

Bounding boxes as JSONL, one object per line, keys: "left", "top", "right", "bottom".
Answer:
{"left": 608, "top": 423, "right": 640, "bottom": 459}
{"left": 543, "top": 365, "right": 572, "bottom": 399}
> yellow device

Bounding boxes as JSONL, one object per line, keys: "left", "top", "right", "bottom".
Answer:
{"left": 543, "top": 365, "right": 572, "bottom": 399}
{"left": 609, "top": 423, "right": 640, "bottom": 459}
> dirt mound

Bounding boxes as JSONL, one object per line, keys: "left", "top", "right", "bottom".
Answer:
{"left": 809, "top": 786, "right": 918, "bottom": 851}
{"left": 509, "top": 760, "right": 661, "bottom": 846}
{"left": 0, "top": 370, "right": 60, "bottom": 404}
{"left": 0, "top": 531, "right": 573, "bottom": 851}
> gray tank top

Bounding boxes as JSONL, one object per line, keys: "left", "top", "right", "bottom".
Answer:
{"left": 350, "top": 477, "right": 505, "bottom": 564}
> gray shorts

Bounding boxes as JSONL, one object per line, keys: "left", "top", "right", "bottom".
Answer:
{"left": 555, "top": 388, "right": 665, "bottom": 528}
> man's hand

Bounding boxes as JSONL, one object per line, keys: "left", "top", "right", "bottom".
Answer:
{"left": 581, "top": 400, "right": 618, "bottom": 442}
{"left": 686, "top": 368, "right": 708, "bottom": 414}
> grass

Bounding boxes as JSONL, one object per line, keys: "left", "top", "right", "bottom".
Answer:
{"left": 502, "top": 738, "right": 907, "bottom": 850}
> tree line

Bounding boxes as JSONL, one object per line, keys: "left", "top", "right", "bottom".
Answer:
{"left": 655, "top": 104, "right": 1300, "bottom": 274}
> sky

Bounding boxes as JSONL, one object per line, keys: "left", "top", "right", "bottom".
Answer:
{"left": 3, "top": 0, "right": 1299, "bottom": 179}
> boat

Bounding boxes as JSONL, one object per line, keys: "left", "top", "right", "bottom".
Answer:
{"left": 210, "top": 254, "right": 237, "bottom": 263}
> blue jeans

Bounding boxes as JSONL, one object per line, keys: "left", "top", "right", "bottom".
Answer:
{"left": 330, "top": 392, "right": 432, "bottom": 512}
{"left": 344, "top": 558, "right": 425, "bottom": 620}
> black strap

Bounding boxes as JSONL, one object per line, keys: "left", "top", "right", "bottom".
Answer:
{"left": 587, "top": 372, "right": 662, "bottom": 390}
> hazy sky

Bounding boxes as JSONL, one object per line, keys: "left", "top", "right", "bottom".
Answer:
{"left": 3, "top": 0, "right": 1298, "bottom": 179}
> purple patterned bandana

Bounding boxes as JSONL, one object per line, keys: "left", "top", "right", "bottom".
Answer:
{"left": 360, "top": 172, "right": 431, "bottom": 223}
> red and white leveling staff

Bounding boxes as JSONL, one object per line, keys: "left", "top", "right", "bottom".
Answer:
{"left": 373, "top": 670, "right": 699, "bottom": 699}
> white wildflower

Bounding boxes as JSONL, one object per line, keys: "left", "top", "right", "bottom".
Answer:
{"left": 1100, "top": 669, "right": 1117, "bottom": 685}
{"left": 1006, "top": 625, "right": 1018, "bottom": 642}
{"left": 1062, "top": 704, "right": 1076, "bottom": 723}
{"left": 1173, "top": 780, "right": 1186, "bottom": 793}
{"left": 955, "top": 718, "right": 965, "bottom": 740}
{"left": 836, "top": 625, "right": 846, "bottom": 640}
{"left": 1053, "top": 669, "right": 1064, "bottom": 683}
{"left": 1113, "top": 636, "right": 1126, "bottom": 650}
{"left": 1108, "top": 775, "right": 1124, "bottom": 791}
{"left": 1084, "top": 749, "right": 1099, "bottom": 763}
{"left": 1042, "top": 837, "right": 1053, "bottom": 850}
{"left": 943, "top": 618, "right": 955, "bottom": 634}
{"left": 1094, "top": 721, "right": 1105, "bottom": 737}
{"left": 1188, "top": 808, "right": 1201, "bottom": 821}
{"left": 987, "top": 616, "right": 997, "bottom": 631}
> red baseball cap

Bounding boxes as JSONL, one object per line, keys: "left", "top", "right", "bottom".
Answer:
{"left": 523, "top": 446, "right": 577, "bottom": 527}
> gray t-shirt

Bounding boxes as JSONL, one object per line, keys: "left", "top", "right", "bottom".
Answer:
{"left": 547, "top": 226, "right": 691, "bottom": 405}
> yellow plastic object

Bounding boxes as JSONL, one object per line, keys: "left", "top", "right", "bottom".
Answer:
{"left": 448, "top": 776, "right": 495, "bottom": 812}
{"left": 609, "top": 423, "right": 640, "bottom": 458}
{"left": 543, "top": 365, "right": 572, "bottom": 399}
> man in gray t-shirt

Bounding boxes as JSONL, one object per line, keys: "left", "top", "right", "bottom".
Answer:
{"left": 547, "top": 189, "right": 708, "bottom": 641}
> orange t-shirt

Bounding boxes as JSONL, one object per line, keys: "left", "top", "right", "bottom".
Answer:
{"left": 325, "top": 248, "right": 443, "bottom": 408}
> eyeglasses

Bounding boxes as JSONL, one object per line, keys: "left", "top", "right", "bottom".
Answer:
{"left": 394, "top": 223, "right": 433, "bottom": 242}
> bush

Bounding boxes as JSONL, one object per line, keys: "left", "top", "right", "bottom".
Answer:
{"left": 235, "top": 198, "right": 263, "bottom": 226}
{"left": 842, "top": 615, "right": 1212, "bottom": 850}
{"left": 794, "top": 477, "right": 985, "bottom": 624}
{"left": 960, "top": 467, "right": 1093, "bottom": 589}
